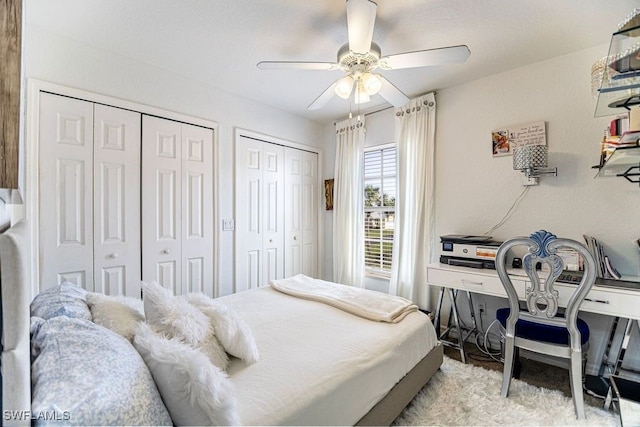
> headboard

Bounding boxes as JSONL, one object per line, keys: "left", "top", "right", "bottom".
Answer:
{"left": 0, "top": 220, "right": 30, "bottom": 421}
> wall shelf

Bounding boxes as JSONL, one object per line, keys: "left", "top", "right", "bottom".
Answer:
{"left": 594, "top": 24, "right": 640, "bottom": 117}
{"left": 594, "top": 145, "right": 640, "bottom": 185}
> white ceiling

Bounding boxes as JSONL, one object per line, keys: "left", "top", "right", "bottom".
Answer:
{"left": 27, "top": 0, "right": 639, "bottom": 125}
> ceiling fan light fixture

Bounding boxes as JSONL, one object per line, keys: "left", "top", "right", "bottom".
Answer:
{"left": 354, "top": 80, "right": 370, "bottom": 104}
{"left": 335, "top": 75, "right": 355, "bottom": 99}
{"left": 362, "top": 72, "right": 382, "bottom": 95}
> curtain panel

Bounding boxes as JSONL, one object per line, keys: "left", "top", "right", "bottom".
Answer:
{"left": 333, "top": 118, "right": 366, "bottom": 287}
{"left": 389, "top": 93, "right": 436, "bottom": 307}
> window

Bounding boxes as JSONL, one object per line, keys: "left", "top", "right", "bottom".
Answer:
{"left": 363, "top": 145, "right": 396, "bottom": 275}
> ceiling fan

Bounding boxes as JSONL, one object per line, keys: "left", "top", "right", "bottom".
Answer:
{"left": 257, "top": 0, "right": 470, "bottom": 110}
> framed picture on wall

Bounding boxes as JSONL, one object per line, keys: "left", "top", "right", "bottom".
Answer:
{"left": 492, "top": 130, "right": 511, "bottom": 157}
{"left": 324, "top": 179, "right": 334, "bottom": 210}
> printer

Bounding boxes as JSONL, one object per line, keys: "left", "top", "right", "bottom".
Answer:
{"left": 439, "top": 235, "right": 503, "bottom": 269}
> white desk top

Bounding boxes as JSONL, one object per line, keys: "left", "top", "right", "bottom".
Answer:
{"left": 427, "top": 263, "right": 640, "bottom": 321}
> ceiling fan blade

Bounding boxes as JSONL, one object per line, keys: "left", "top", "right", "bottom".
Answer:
{"left": 377, "top": 75, "right": 409, "bottom": 107}
{"left": 381, "top": 45, "right": 471, "bottom": 70}
{"left": 257, "top": 61, "right": 337, "bottom": 71}
{"left": 346, "top": 0, "right": 377, "bottom": 54}
{"left": 307, "top": 80, "right": 339, "bottom": 110}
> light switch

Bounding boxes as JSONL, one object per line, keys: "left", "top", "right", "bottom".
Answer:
{"left": 222, "top": 219, "right": 235, "bottom": 231}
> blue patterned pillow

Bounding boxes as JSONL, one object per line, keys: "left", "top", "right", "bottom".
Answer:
{"left": 30, "top": 283, "right": 92, "bottom": 321}
{"left": 31, "top": 316, "right": 172, "bottom": 426}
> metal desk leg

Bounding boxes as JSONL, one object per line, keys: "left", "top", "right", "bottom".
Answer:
{"left": 603, "top": 318, "right": 639, "bottom": 410}
{"left": 434, "top": 287, "right": 476, "bottom": 364}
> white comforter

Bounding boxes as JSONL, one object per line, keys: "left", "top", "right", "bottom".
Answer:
{"left": 220, "top": 285, "right": 437, "bottom": 426}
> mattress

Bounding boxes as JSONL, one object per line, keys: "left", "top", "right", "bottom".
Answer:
{"left": 220, "top": 286, "right": 438, "bottom": 426}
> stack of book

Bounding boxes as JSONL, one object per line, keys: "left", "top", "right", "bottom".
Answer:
{"left": 601, "top": 116, "right": 639, "bottom": 163}
{"left": 583, "top": 234, "right": 621, "bottom": 279}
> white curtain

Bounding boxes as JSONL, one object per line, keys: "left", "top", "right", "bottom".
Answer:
{"left": 389, "top": 93, "right": 436, "bottom": 306}
{"left": 333, "top": 117, "right": 365, "bottom": 287}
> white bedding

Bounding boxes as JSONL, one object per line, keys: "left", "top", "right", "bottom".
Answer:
{"left": 270, "top": 274, "right": 419, "bottom": 323}
{"left": 220, "top": 286, "right": 437, "bottom": 426}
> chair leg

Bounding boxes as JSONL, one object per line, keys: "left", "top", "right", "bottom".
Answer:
{"left": 569, "top": 351, "right": 586, "bottom": 420}
{"left": 501, "top": 336, "right": 515, "bottom": 398}
{"left": 513, "top": 347, "right": 522, "bottom": 379}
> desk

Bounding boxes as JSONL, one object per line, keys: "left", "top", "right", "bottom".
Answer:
{"left": 427, "top": 263, "right": 640, "bottom": 380}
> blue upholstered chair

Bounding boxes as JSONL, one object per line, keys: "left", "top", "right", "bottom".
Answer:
{"left": 495, "top": 230, "right": 596, "bottom": 420}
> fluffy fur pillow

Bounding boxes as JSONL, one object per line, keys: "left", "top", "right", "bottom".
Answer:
{"left": 141, "top": 281, "right": 229, "bottom": 370}
{"left": 134, "top": 323, "right": 240, "bottom": 426}
{"left": 189, "top": 293, "right": 260, "bottom": 364}
{"left": 86, "top": 292, "right": 145, "bottom": 342}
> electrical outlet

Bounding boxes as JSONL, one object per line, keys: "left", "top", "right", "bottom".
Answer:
{"left": 478, "top": 302, "right": 486, "bottom": 315}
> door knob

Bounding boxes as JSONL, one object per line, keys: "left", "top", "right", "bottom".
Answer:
{"left": 293, "top": 236, "right": 297, "bottom": 241}
{"left": 109, "top": 253, "right": 119, "bottom": 259}
{"left": 163, "top": 249, "right": 171, "bottom": 254}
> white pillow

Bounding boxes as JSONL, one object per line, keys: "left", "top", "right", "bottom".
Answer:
{"left": 141, "top": 281, "right": 229, "bottom": 370}
{"left": 189, "top": 293, "right": 260, "bottom": 364}
{"left": 134, "top": 323, "right": 240, "bottom": 426}
{"left": 86, "top": 292, "right": 144, "bottom": 342}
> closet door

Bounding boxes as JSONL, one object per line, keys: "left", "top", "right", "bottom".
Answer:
{"left": 235, "top": 136, "right": 284, "bottom": 291}
{"left": 93, "top": 104, "right": 141, "bottom": 296}
{"left": 39, "top": 93, "right": 94, "bottom": 289}
{"left": 284, "top": 147, "right": 318, "bottom": 278}
{"left": 181, "top": 124, "right": 214, "bottom": 295}
{"left": 142, "top": 116, "right": 183, "bottom": 294}
{"left": 142, "top": 116, "right": 214, "bottom": 295}
{"left": 262, "top": 143, "right": 285, "bottom": 284}
{"left": 236, "top": 136, "right": 266, "bottom": 291}
{"left": 301, "top": 150, "right": 318, "bottom": 276}
{"left": 284, "top": 147, "right": 303, "bottom": 277}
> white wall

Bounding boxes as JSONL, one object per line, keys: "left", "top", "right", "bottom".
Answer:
{"left": 25, "top": 25, "right": 325, "bottom": 296}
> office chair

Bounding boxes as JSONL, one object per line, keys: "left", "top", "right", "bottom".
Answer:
{"left": 495, "top": 230, "right": 596, "bottom": 420}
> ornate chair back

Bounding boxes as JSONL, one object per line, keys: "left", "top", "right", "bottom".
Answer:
{"left": 495, "top": 230, "right": 597, "bottom": 420}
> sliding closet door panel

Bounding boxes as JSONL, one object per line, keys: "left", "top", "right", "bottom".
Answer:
{"left": 93, "top": 104, "right": 141, "bottom": 296}
{"left": 142, "top": 115, "right": 182, "bottom": 294}
{"left": 181, "top": 123, "right": 213, "bottom": 295}
{"left": 284, "top": 147, "right": 303, "bottom": 277}
{"left": 39, "top": 93, "right": 94, "bottom": 290}
{"left": 302, "top": 151, "right": 318, "bottom": 277}
{"left": 235, "top": 136, "right": 264, "bottom": 291}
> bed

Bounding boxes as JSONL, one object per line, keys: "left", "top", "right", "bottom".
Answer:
{"left": 1, "top": 220, "right": 443, "bottom": 426}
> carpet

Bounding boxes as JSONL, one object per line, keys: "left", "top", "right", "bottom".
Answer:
{"left": 393, "top": 357, "right": 616, "bottom": 426}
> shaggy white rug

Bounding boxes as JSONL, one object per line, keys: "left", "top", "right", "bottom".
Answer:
{"left": 394, "top": 357, "right": 616, "bottom": 426}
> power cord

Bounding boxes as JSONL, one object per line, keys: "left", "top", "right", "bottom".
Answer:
{"left": 484, "top": 186, "right": 530, "bottom": 236}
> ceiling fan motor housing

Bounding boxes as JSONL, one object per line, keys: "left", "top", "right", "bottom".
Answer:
{"left": 337, "top": 42, "right": 381, "bottom": 74}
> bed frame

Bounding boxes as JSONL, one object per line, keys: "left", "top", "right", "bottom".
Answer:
{"left": 0, "top": 221, "right": 31, "bottom": 422}
{"left": 0, "top": 220, "right": 442, "bottom": 426}
{"left": 357, "top": 342, "right": 443, "bottom": 426}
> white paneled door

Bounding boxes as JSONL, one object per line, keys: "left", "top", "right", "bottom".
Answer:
{"left": 142, "top": 115, "right": 213, "bottom": 295}
{"left": 39, "top": 93, "right": 141, "bottom": 296}
{"left": 93, "top": 104, "right": 141, "bottom": 295}
{"left": 235, "top": 136, "right": 284, "bottom": 291}
{"left": 236, "top": 136, "right": 318, "bottom": 292}
{"left": 284, "top": 147, "right": 318, "bottom": 277}
{"left": 301, "top": 149, "right": 318, "bottom": 276}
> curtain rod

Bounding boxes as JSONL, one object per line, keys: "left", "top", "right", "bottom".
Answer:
{"left": 333, "top": 91, "right": 437, "bottom": 126}
{"left": 332, "top": 106, "right": 390, "bottom": 126}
